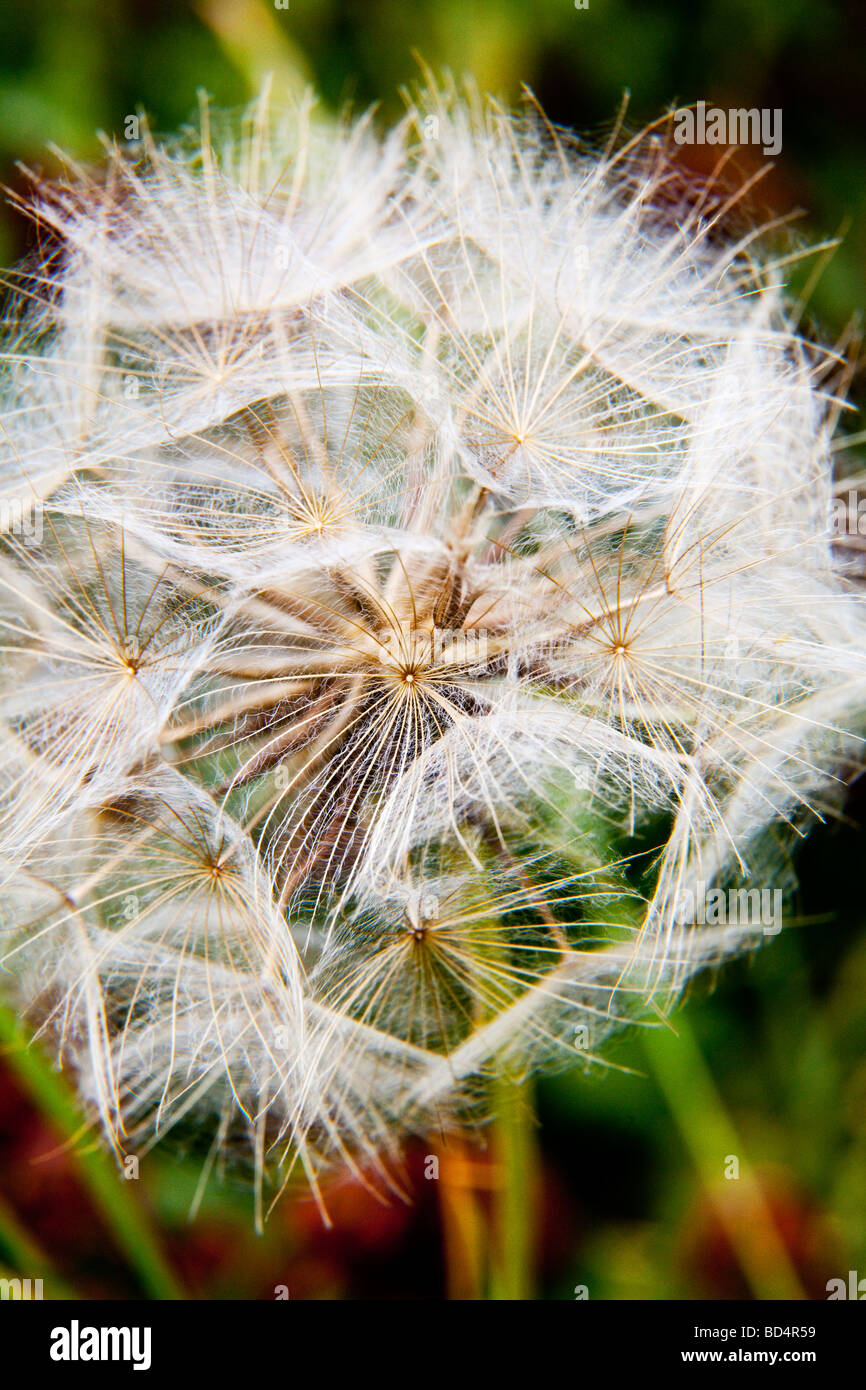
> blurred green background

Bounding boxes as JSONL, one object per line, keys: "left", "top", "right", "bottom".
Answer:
{"left": 1, "top": 0, "right": 865, "bottom": 1300}
{"left": 1, "top": 0, "right": 865, "bottom": 337}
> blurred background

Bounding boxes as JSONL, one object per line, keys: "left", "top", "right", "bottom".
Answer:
{"left": 1, "top": 0, "right": 865, "bottom": 1300}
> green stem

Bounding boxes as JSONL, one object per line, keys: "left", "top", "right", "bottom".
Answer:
{"left": 0, "top": 1192, "right": 79, "bottom": 1298}
{"left": 0, "top": 1003, "right": 184, "bottom": 1300}
{"left": 642, "top": 1015, "right": 805, "bottom": 1300}
{"left": 488, "top": 1073, "right": 536, "bottom": 1301}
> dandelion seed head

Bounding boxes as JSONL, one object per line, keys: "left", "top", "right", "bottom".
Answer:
{"left": 1, "top": 80, "right": 864, "bottom": 1207}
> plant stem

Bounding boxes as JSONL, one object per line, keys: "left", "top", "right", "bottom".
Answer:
{"left": 0, "top": 1192, "right": 79, "bottom": 1298}
{"left": 643, "top": 1015, "right": 805, "bottom": 1300}
{"left": 489, "top": 1073, "right": 536, "bottom": 1301}
{"left": 435, "top": 1136, "right": 487, "bottom": 1300}
{"left": 0, "top": 1003, "right": 185, "bottom": 1300}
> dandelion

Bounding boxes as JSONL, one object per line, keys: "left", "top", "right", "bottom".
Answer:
{"left": 1, "top": 78, "right": 864, "bottom": 1211}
